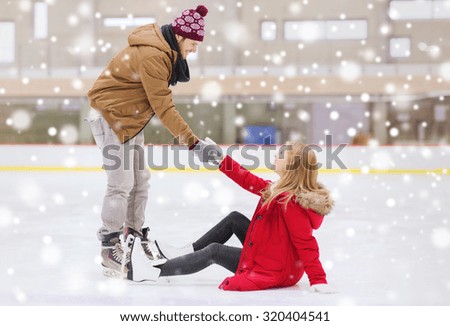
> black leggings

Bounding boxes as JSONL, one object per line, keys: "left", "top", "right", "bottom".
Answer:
{"left": 158, "top": 211, "right": 250, "bottom": 276}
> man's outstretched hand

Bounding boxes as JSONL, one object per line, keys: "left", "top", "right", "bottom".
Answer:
{"left": 192, "top": 137, "right": 223, "bottom": 164}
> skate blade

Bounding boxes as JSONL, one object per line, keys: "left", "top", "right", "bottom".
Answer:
{"left": 150, "top": 257, "right": 167, "bottom": 266}
{"left": 131, "top": 237, "right": 162, "bottom": 282}
{"left": 103, "top": 268, "right": 125, "bottom": 279}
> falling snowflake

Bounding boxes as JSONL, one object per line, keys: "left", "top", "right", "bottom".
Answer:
{"left": 67, "top": 14, "right": 80, "bottom": 26}
{"left": 183, "top": 182, "right": 210, "bottom": 204}
{"left": 347, "top": 128, "right": 357, "bottom": 137}
{"left": 323, "top": 260, "right": 334, "bottom": 270}
{"left": 48, "top": 127, "right": 58, "bottom": 136}
{"left": 201, "top": 81, "right": 222, "bottom": 102}
{"left": 223, "top": 21, "right": 249, "bottom": 47}
{"left": 41, "top": 243, "right": 62, "bottom": 265}
{"left": 13, "top": 288, "right": 27, "bottom": 303}
{"left": 329, "top": 111, "right": 340, "bottom": 121}
{"left": 9, "top": 110, "right": 33, "bottom": 131}
{"left": 389, "top": 128, "right": 400, "bottom": 137}
{"left": 213, "top": 187, "right": 235, "bottom": 207}
{"left": 59, "top": 124, "right": 79, "bottom": 144}
{"left": 18, "top": 0, "right": 32, "bottom": 12}
{"left": 360, "top": 93, "right": 370, "bottom": 102}
{"left": 386, "top": 198, "right": 396, "bottom": 208}
{"left": 235, "top": 116, "right": 245, "bottom": 126}
{"left": 71, "top": 78, "right": 84, "bottom": 90}
{"left": 346, "top": 228, "right": 355, "bottom": 237}
{"left": 338, "top": 61, "right": 362, "bottom": 82}
{"left": 297, "top": 110, "right": 311, "bottom": 122}
{"left": 431, "top": 228, "right": 450, "bottom": 249}
{"left": 0, "top": 206, "right": 14, "bottom": 228}
{"left": 78, "top": 2, "right": 92, "bottom": 17}
{"left": 16, "top": 178, "right": 43, "bottom": 207}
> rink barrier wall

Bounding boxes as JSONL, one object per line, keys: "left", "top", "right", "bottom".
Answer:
{"left": 0, "top": 144, "right": 449, "bottom": 175}
{"left": 0, "top": 166, "right": 449, "bottom": 175}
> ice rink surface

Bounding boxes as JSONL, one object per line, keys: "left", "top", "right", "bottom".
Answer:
{"left": 1, "top": 169, "right": 449, "bottom": 306}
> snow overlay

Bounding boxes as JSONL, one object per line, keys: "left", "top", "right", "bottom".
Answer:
{"left": 0, "top": 155, "right": 449, "bottom": 305}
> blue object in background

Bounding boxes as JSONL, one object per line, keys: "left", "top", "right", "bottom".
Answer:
{"left": 243, "top": 125, "right": 276, "bottom": 144}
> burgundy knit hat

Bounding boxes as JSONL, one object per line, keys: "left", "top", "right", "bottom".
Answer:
{"left": 172, "top": 5, "right": 208, "bottom": 42}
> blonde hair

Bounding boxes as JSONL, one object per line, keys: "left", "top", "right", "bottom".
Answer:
{"left": 261, "top": 141, "right": 326, "bottom": 209}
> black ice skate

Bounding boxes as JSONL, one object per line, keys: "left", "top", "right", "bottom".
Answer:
{"left": 100, "top": 232, "right": 132, "bottom": 279}
{"left": 141, "top": 227, "right": 167, "bottom": 265}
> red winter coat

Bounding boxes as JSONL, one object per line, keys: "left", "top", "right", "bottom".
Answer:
{"left": 218, "top": 156, "right": 334, "bottom": 291}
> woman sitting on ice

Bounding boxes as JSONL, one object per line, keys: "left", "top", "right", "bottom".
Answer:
{"left": 128, "top": 140, "right": 336, "bottom": 293}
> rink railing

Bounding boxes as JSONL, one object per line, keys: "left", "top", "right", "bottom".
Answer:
{"left": 0, "top": 144, "right": 449, "bottom": 175}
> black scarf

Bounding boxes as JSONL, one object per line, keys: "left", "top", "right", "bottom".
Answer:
{"left": 160, "top": 24, "right": 190, "bottom": 86}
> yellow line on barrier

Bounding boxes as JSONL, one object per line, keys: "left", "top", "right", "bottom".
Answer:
{"left": 0, "top": 166, "right": 448, "bottom": 175}
{"left": 0, "top": 166, "right": 103, "bottom": 172}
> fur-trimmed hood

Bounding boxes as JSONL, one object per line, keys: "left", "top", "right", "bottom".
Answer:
{"left": 296, "top": 184, "right": 334, "bottom": 216}
{"left": 296, "top": 184, "right": 334, "bottom": 229}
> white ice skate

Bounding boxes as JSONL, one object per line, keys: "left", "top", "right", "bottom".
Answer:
{"left": 129, "top": 237, "right": 162, "bottom": 282}
{"left": 155, "top": 240, "right": 194, "bottom": 259}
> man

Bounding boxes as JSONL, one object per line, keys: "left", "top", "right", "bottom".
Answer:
{"left": 86, "top": 5, "right": 218, "bottom": 279}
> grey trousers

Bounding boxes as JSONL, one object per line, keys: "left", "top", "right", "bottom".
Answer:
{"left": 159, "top": 211, "right": 250, "bottom": 276}
{"left": 87, "top": 113, "right": 150, "bottom": 238}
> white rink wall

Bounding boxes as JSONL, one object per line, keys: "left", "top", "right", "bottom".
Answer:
{"left": 0, "top": 144, "right": 449, "bottom": 172}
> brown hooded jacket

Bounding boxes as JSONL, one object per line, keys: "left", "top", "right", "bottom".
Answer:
{"left": 87, "top": 24, "right": 197, "bottom": 146}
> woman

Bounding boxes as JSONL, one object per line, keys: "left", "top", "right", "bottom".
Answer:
{"left": 128, "top": 141, "right": 336, "bottom": 293}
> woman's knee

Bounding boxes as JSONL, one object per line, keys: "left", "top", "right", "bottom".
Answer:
{"left": 204, "top": 243, "right": 223, "bottom": 261}
{"left": 227, "top": 211, "right": 248, "bottom": 224}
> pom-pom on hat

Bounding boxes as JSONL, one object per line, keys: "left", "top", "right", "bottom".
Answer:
{"left": 172, "top": 5, "right": 208, "bottom": 42}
